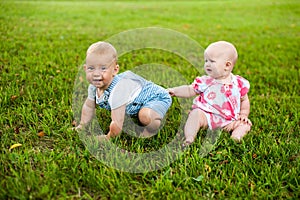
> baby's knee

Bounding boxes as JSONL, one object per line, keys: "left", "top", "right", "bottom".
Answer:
{"left": 139, "top": 111, "right": 151, "bottom": 125}
{"left": 138, "top": 108, "right": 161, "bottom": 126}
{"left": 189, "top": 109, "right": 208, "bottom": 127}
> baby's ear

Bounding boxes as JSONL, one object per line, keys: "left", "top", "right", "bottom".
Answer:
{"left": 83, "top": 64, "right": 87, "bottom": 71}
{"left": 225, "top": 61, "right": 233, "bottom": 71}
{"left": 113, "top": 64, "right": 119, "bottom": 75}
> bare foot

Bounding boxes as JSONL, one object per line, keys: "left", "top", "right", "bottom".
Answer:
{"left": 231, "top": 134, "right": 244, "bottom": 143}
{"left": 139, "top": 128, "right": 157, "bottom": 138}
{"left": 231, "top": 124, "right": 250, "bottom": 142}
{"left": 181, "top": 140, "right": 192, "bottom": 150}
{"left": 96, "top": 135, "right": 109, "bottom": 142}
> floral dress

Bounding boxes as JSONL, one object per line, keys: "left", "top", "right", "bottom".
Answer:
{"left": 192, "top": 74, "right": 250, "bottom": 129}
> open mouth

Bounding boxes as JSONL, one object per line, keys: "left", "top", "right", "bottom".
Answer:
{"left": 93, "top": 79, "right": 103, "bottom": 84}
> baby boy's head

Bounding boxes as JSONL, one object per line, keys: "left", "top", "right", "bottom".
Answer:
{"left": 86, "top": 41, "right": 118, "bottom": 61}
{"left": 84, "top": 42, "right": 119, "bottom": 89}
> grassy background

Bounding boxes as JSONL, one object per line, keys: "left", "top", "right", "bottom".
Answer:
{"left": 1, "top": 0, "right": 299, "bottom": 199}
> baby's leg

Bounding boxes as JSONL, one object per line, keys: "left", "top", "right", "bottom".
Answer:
{"left": 138, "top": 107, "right": 162, "bottom": 137}
{"left": 184, "top": 109, "right": 208, "bottom": 144}
{"left": 224, "top": 121, "right": 251, "bottom": 142}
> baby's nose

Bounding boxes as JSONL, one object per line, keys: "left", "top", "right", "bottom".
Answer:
{"left": 93, "top": 69, "right": 103, "bottom": 76}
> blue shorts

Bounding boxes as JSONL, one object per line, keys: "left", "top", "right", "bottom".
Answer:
{"left": 142, "top": 91, "right": 172, "bottom": 118}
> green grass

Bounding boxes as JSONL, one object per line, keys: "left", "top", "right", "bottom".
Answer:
{"left": 1, "top": 0, "right": 299, "bottom": 199}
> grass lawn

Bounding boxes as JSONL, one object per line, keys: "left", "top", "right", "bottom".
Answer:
{"left": 1, "top": 0, "right": 299, "bottom": 199}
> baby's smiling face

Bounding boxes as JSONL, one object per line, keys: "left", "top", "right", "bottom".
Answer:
{"left": 84, "top": 53, "right": 119, "bottom": 91}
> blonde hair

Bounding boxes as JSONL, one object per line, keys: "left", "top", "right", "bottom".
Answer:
{"left": 86, "top": 41, "right": 118, "bottom": 61}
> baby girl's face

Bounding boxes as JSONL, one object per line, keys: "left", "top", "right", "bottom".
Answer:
{"left": 204, "top": 47, "right": 228, "bottom": 80}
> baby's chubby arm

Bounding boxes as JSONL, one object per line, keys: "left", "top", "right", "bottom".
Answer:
{"left": 75, "top": 98, "right": 96, "bottom": 130}
{"left": 239, "top": 94, "right": 252, "bottom": 125}
{"left": 167, "top": 85, "right": 196, "bottom": 98}
{"left": 106, "top": 105, "right": 126, "bottom": 139}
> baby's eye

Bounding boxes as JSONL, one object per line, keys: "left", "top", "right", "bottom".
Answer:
{"left": 87, "top": 66, "right": 95, "bottom": 71}
{"left": 100, "top": 66, "right": 108, "bottom": 71}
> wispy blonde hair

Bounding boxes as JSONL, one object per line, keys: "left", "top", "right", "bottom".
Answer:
{"left": 86, "top": 41, "right": 118, "bottom": 61}
{"left": 207, "top": 41, "right": 238, "bottom": 65}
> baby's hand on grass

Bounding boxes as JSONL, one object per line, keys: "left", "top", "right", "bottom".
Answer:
{"left": 71, "top": 120, "right": 82, "bottom": 131}
{"left": 71, "top": 124, "right": 84, "bottom": 132}
{"left": 238, "top": 114, "right": 252, "bottom": 126}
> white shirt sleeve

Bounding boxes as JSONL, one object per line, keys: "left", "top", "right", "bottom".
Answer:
{"left": 87, "top": 84, "right": 96, "bottom": 101}
{"left": 109, "top": 78, "right": 142, "bottom": 110}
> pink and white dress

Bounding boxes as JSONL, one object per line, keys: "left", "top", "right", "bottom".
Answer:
{"left": 192, "top": 74, "right": 250, "bottom": 130}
